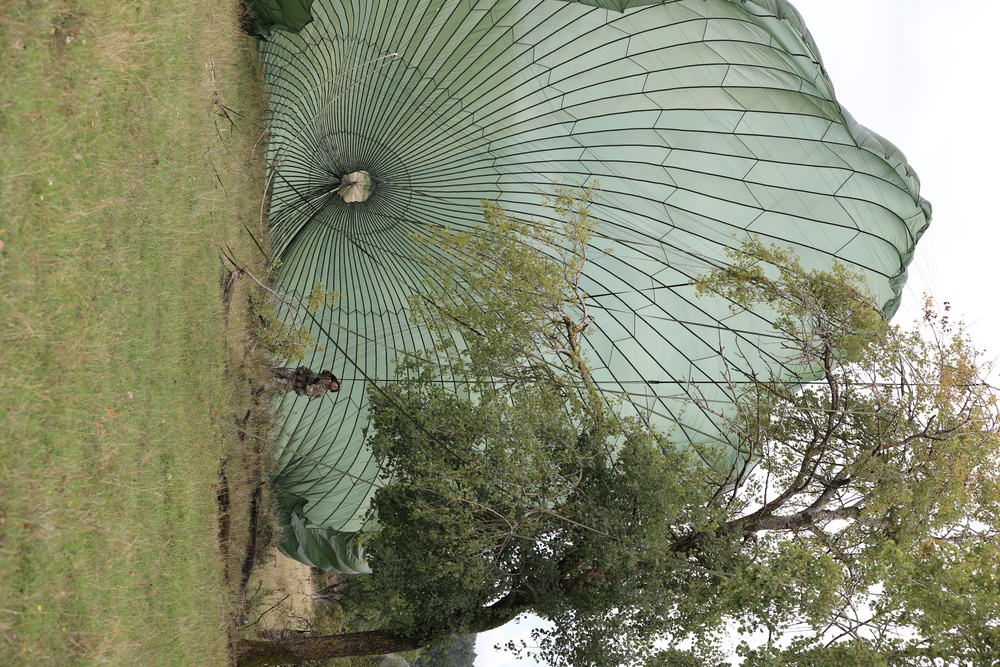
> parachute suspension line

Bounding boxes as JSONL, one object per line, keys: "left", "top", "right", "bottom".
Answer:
{"left": 253, "top": 0, "right": 931, "bottom": 550}
{"left": 252, "top": 51, "right": 401, "bottom": 155}
{"left": 276, "top": 282, "right": 473, "bottom": 465}
{"left": 258, "top": 52, "right": 402, "bottom": 232}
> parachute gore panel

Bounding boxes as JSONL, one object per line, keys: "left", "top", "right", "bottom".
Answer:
{"left": 258, "top": 0, "right": 930, "bottom": 570}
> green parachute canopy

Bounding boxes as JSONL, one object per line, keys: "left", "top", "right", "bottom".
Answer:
{"left": 258, "top": 0, "right": 930, "bottom": 571}
{"left": 244, "top": 0, "right": 314, "bottom": 34}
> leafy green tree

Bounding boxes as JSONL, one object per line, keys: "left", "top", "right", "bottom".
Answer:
{"left": 690, "top": 241, "right": 1000, "bottom": 666}
{"left": 235, "top": 194, "right": 1000, "bottom": 666}
{"left": 413, "top": 633, "right": 477, "bottom": 667}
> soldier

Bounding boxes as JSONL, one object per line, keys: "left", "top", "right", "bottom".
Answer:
{"left": 272, "top": 366, "right": 341, "bottom": 398}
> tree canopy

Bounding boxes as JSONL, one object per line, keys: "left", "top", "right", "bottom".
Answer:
{"left": 236, "top": 191, "right": 1000, "bottom": 666}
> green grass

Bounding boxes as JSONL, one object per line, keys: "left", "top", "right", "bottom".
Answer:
{"left": 0, "top": 0, "right": 271, "bottom": 664}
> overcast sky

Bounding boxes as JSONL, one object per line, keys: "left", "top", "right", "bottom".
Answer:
{"left": 792, "top": 0, "right": 1000, "bottom": 344}
{"left": 475, "top": 2, "right": 1000, "bottom": 664}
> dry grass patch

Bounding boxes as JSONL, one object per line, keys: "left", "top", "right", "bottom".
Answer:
{"left": 242, "top": 547, "right": 319, "bottom": 636}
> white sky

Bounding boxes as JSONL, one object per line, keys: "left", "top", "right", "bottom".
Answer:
{"left": 792, "top": 0, "right": 1000, "bottom": 346}
{"left": 476, "top": 1, "right": 1000, "bottom": 664}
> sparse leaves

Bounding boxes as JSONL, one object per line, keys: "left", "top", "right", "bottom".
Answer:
{"left": 696, "top": 240, "right": 1000, "bottom": 664}
{"left": 244, "top": 260, "right": 339, "bottom": 363}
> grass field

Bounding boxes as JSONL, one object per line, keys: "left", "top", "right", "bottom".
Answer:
{"left": 0, "top": 0, "right": 272, "bottom": 664}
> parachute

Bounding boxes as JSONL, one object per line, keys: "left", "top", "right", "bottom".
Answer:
{"left": 243, "top": 0, "right": 315, "bottom": 35}
{"left": 254, "top": 0, "right": 930, "bottom": 570}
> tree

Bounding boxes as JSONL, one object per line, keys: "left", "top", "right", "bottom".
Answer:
{"left": 691, "top": 241, "right": 1000, "bottom": 666}
{"left": 234, "top": 193, "right": 1000, "bottom": 666}
{"left": 413, "top": 633, "right": 477, "bottom": 667}
{"left": 221, "top": 247, "right": 340, "bottom": 365}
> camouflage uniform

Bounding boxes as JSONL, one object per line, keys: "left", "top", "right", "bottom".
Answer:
{"left": 272, "top": 366, "right": 339, "bottom": 398}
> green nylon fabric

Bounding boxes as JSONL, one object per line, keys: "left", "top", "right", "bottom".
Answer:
{"left": 258, "top": 0, "right": 930, "bottom": 571}
{"left": 245, "top": 0, "right": 315, "bottom": 33}
{"left": 557, "top": 0, "right": 664, "bottom": 12}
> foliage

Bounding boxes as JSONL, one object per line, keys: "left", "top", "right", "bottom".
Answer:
{"left": 694, "top": 241, "right": 1000, "bottom": 665}
{"left": 238, "top": 198, "right": 1000, "bottom": 666}
{"left": 412, "top": 634, "right": 477, "bottom": 667}
{"left": 361, "top": 189, "right": 727, "bottom": 660}
{"left": 247, "top": 257, "right": 340, "bottom": 363}
{"left": 370, "top": 221, "right": 1000, "bottom": 665}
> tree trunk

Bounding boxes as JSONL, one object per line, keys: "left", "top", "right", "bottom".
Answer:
{"left": 234, "top": 630, "right": 425, "bottom": 666}
{"left": 233, "top": 592, "right": 526, "bottom": 666}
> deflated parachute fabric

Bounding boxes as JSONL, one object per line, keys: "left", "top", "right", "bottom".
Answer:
{"left": 245, "top": 0, "right": 315, "bottom": 34}
{"left": 259, "top": 0, "right": 930, "bottom": 571}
